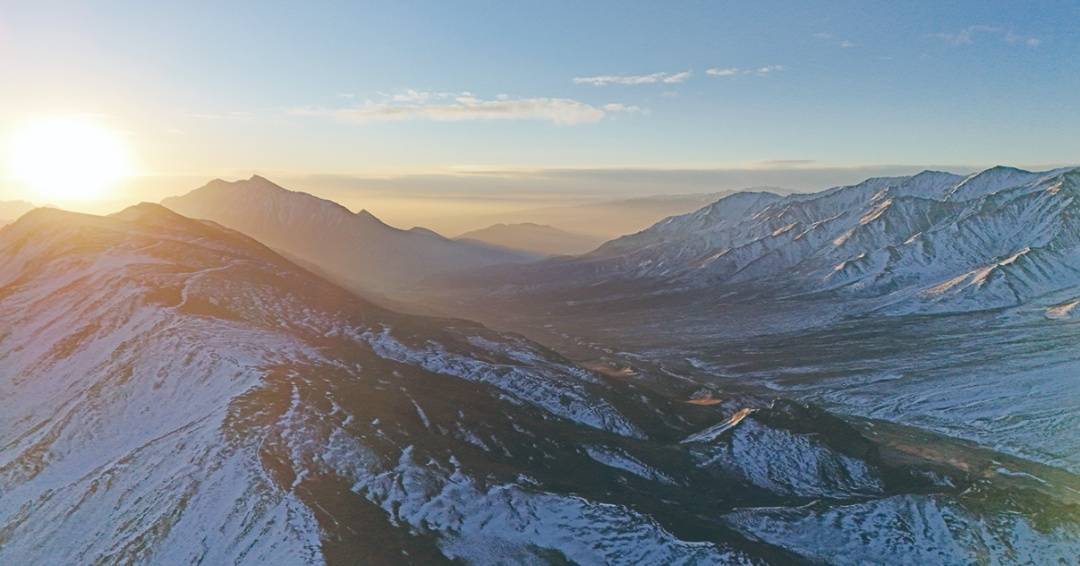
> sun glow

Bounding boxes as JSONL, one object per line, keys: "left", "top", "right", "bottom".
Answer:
{"left": 5, "top": 117, "right": 135, "bottom": 203}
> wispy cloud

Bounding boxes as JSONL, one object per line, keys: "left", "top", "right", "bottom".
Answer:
{"left": 931, "top": 25, "right": 1039, "bottom": 47}
{"left": 707, "top": 65, "right": 786, "bottom": 77}
{"left": 930, "top": 25, "right": 998, "bottom": 45}
{"left": 814, "top": 32, "right": 856, "bottom": 48}
{"left": 753, "top": 65, "right": 785, "bottom": 75}
{"left": 293, "top": 90, "right": 639, "bottom": 125}
{"left": 1005, "top": 30, "right": 1041, "bottom": 47}
{"left": 705, "top": 67, "right": 739, "bottom": 77}
{"left": 572, "top": 71, "right": 691, "bottom": 86}
{"left": 601, "top": 103, "right": 644, "bottom": 113}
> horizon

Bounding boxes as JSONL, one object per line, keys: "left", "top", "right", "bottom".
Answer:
{"left": 3, "top": 1, "right": 1080, "bottom": 225}
{"left": 5, "top": 162, "right": 1078, "bottom": 236}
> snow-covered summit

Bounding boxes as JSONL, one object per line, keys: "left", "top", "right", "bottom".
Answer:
{"left": 459, "top": 166, "right": 1080, "bottom": 315}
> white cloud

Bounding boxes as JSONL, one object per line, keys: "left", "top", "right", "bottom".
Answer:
{"left": 664, "top": 70, "right": 692, "bottom": 83}
{"left": 931, "top": 25, "right": 1038, "bottom": 48}
{"left": 706, "top": 67, "right": 739, "bottom": 77}
{"left": 294, "top": 90, "right": 638, "bottom": 125}
{"left": 390, "top": 89, "right": 436, "bottom": 103}
{"left": 706, "top": 66, "right": 785, "bottom": 78}
{"left": 573, "top": 71, "right": 691, "bottom": 86}
{"left": 602, "top": 103, "right": 644, "bottom": 114}
{"left": 840, "top": 40, "right": 856, "bottom": 48}
{"left": 752, "top": 65, "right": 785, "bottom": 76}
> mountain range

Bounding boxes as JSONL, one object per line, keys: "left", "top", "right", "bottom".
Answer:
{"left": 427, "top": 191, "right": 738, "bottom": 241}
{"left": 457, "top": 222, "right": 605, "bottom": 256}
{"left": 439, "top": 166, "right": 1080, "bottom": 316}
{"left": 161, "top": 176, "right": 538, "bottom": 298}
{"left": 2, "top": 202, "right": 1076, "bottom": 564}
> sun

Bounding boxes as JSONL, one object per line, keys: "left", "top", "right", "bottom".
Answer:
{"left": 5, "top": 117, "right": 135, "bottom": 203}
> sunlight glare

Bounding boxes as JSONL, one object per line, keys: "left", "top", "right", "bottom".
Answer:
{"left": 5, "top": 117, "right": 134, "bottom": 203}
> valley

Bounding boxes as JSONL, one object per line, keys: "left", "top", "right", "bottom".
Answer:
{"left": 2, "top": 198, "right": 1076, "bottom": 563}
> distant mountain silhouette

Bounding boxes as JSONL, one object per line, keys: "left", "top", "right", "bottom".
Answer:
{"left": 457, "top": 222, "right": 604, "bottom": 256}
{"left": 162, "top": 175, "right": 538, "bottom": 297}
{"left": 427, "top": 191, "right": 744, "bottom": 240}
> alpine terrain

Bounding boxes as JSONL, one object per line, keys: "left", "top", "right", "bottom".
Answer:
{"left": 423, "top": 166, "right": 1080, "bottom": 484}
{"left": 2, "top": 203, "right": 1076, "bottom": 564}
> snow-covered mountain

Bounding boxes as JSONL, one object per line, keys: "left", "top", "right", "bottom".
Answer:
{"left": 449, "top": 166, "right": 1080, "bottom": 316}
{"left": 162, "top": 176, "right": 538, "bottom": 296}
{"left": 3, "top": 204, "right": 1073, "bottom": 564}
{"left": 457, "top": 222, "right": 605, "bottom": 256}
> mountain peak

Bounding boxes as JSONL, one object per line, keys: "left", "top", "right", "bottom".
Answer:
{"left": 355, "top": 208, "right": 395, "bottom": 229}
{"left": 947, "top": 165, "right": 1042, "bottom": 201}
{"left": 198, "top": 174, "right": 287, "bottom": 194}
{"left": 7, "top": 205, "right": 85, "bottom": 227}
{"left": 161, "top": 177, "right": 535, "bottom": 294}
{"left": 984, "top": 164, "right": 1030, "bottom": 174}
{"left": 111, "top": 202, "right": 196, "bottom": 226}
{"left": 408, "top": 226, "right": 442, "bottom": 237}
{"left": 910, "top": 169, "right": 958, "bottom": 180}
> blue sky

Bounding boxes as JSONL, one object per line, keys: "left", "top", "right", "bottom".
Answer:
{"left": 1, "top": 0, "right": 1078, "bottom": 211}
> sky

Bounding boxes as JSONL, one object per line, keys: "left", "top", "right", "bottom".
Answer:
{"left": 1, "top": 0, "right": 1078, "bottom": 222}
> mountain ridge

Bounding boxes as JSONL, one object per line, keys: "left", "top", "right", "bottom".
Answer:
{"left": 435, "top": 165, "right": 1080, "bottom": 317}
{"left": 161, "top": 175, "right": 539, "bottom": 298}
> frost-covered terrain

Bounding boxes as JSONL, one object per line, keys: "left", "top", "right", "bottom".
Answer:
{"left": 424, "top": 165, "right": 1080, "bottom": 479}
{"left": 2, "top": 204, "right": 1074, "bottom": 564}
{"left": 442, "top": 165, "right": 1080, "bottom": 315}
